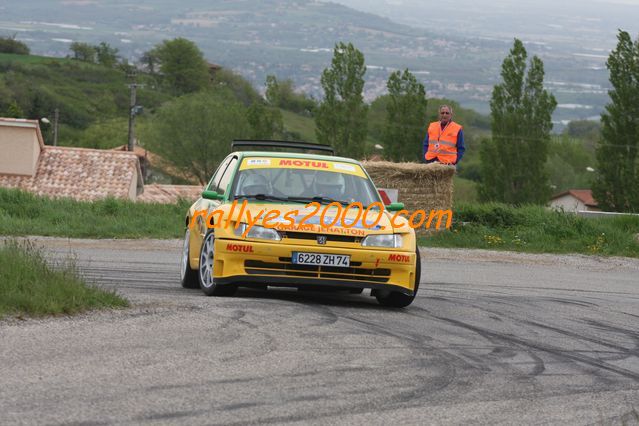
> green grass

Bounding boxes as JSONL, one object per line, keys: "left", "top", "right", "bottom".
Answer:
{"left": 4, "top": 188, "right": 638, "bottom": 258}
{"left": 420, "top": 203, "right": 639, "bottom": 257}
{"left": 0, "top": 188, "right": 190, "bottom": 239}
{"left": 280, "top": 109, "right": 318, "bottom": 142}
{"left": 0, "top": 52, "right": 73, "bottom": 65}
{"left": 0, "top": 240, "right": 128, "bottom": 318}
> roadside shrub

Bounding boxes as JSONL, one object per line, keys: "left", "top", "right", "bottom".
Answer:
{"left": 0, "top": 240, "right": 128, "bottom": 318}
{"left": 454, "top": 203, "right": 527, "bottom": 227}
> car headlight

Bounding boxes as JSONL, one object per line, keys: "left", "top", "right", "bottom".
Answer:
{"left": 361, "top": 234, "right": 403, "bottom": 248}
{"left": 234, "top": 223, "right": 281, "bottom": 241}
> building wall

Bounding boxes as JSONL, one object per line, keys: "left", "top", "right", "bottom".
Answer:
{"left": 128, "top": 173, "right": 138, "bottom": 201}
{"left": 550, "top": 195, "right": 586, "bottom": 212}
{"left": 0, "top": 126, "right": 41, "bottom": 176}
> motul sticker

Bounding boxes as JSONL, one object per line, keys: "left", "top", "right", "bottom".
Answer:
{"left": 388, "top": 253, "right": 410, "bottom": 263}
{"left": 226, "top": 243, "right": 254, "bottom": 253}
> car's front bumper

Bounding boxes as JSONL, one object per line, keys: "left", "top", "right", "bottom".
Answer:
{"left": 213, "top": 238, "right": 417, "bottom": 294}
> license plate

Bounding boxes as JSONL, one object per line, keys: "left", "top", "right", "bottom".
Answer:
{"left": 292, "top": 252, "right": 350, "bottom": 267}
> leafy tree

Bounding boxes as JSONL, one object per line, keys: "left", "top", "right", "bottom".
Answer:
{"left": 265, "top": 75, "right": 281, "bottom": 106}
{"left": 5, "top": 100, "right": 24, "bottom": 118}
{"left": 153, "top": 38, "right": 210, "bottom": 95}
{"left": 265, "top": 75, "right": 316, "bottom": 115}
{"left": 72, "top": 118, "right": 129, "bottom": 149}
{"left": 69, "top": 42, "right": 96, "bottom": 63}
{"left": 382, "top": 69, "right": 428, "bottom": 161}
{"left": 0, "top": 35, "right": 30, "bottom": 55}
{"left": 95, "top": 42, "right": 119, "bottom": 68}
{"left": 479, "top": 39, "right": 557, "bottom": 204}
{"left": 143, "top": 90, "right": 251, "bottom": 184}
{"left": 547, "top": 135, "right": 595, "bottom": 192}
{"left": 212, "top": 68, "right": 260, "bottom": 106}
{"left": 140, "top": 48, "right": 160, "bottom": 74}
{"left": 315, "top": 42, "right": 368, "bottom": 158}
{"left": 562, "top": 120, "right": 600, "bottom": 152}
{"left": 593, "top": 30, "right": 639, "bottom": 212}
{"left": 247, "top": 102, "right": 283, "bottom": 139}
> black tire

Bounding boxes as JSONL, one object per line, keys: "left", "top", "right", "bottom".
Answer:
{"left": 348, "top": 288, "right": 364, "bottom": 294}
{"left": 198, "top": 231, "right": 237, "bottom": 297}
{"left": 180, "top": 229, "right": 200, "bottom": 289}
{"left": 376, "top": 248, "right": 421, "bottom": 308}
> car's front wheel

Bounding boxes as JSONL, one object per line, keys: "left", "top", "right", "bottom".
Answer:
{"left": 180, "top": 229, "right": 199, "bottom": 289}
{"left": 198, "top": 231, "right": 237, "bottom": 297}
{"left": 375, "top": 248, "right": 421, "bottom": 308}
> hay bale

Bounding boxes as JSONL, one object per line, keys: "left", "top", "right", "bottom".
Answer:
{"left": 361, "top": 161, "right": 455, "bottom": 233}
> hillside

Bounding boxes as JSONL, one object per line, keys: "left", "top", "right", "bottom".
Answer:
{"left": 1, "top": 50, "right": 597, "bottom": 200}
{"left": 0, "top": 0, "right": 612, "bottom": 123}
{"left": 0, "top": 53, "right": 172, "bottom": 146}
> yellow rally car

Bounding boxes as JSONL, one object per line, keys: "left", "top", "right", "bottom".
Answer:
{"left": 180, "top": 140, "right": 420, "bottom": 308}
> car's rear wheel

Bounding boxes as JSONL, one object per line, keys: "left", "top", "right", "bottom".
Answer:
{"left": 198, "top": 231, "right": 237, "bottom": 297}
{"left": 376, "top": 248, "right": 421, "bottom": 308}
{"left": 180, "top": 229, "right": 199, "bottom": 289}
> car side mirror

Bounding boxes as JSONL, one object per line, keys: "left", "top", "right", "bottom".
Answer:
{"left": 202, "top": 190, "right": 224, "bottom": 200}
{"left": 386, "top": 202, "right": 405, "bottom": 212}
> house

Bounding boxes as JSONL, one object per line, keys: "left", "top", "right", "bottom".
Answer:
{"left": 0, "top": 118, "right": 202, "bottom": 203}
{"left": 549, "top": 189, "right": 600, "bottom": 213}
{"left": 0, "top": 118, "right": 144, "bottom": 201}
{"left": 111, "top": 144, "right": 155, "bottom": 182}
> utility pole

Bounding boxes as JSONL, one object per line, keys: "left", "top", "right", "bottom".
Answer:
{"left": 53, "top": 108, "right": 59, "bottom": 146}
{"left": 127, "top": 77, "right": 138, "bottom": 152}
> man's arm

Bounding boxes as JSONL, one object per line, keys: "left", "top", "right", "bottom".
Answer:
{"left": 455, "top": 129, "right": 465, "bottom": 164}
{"left": 422, "top": 133, "right": 429, "bottom": 163}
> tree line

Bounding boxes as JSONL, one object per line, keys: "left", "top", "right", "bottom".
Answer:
{"left": 2, "top": 31, "right": 637, "bottom": 212}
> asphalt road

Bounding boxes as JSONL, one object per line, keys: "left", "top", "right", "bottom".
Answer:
{"left": 1, "top": 237, "right": 639, "bottom": 425}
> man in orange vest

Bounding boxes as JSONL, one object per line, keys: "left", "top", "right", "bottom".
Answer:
{"left": 422, "top": 105, "right": 465, "bottom": 165}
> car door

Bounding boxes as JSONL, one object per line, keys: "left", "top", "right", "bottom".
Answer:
{"left": 192, "top": 155, "right": 239, "bottom": 261}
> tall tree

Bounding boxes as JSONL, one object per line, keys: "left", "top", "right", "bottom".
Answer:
{"left": 140, "top": 48, "right": 160, "bottom": 74}
{"left": 69, "top": 42, "right": 96, "bottom": 62}
{"left": 479, "top": 39, "right": 557, "bottom": 204}
{"left": 265, "top": 75, "right": 316, "bottom": 114}
{"left": 382, "top": 69, "right": 428, "bottom": 161}
{"left": 265, "top": 75, "right": 281, "bottom": 106}
{"left": 315, "top": 42, "right": 368, "bottom": 158}
{"left": 143, "top": 90, "right": 251, "bottom": 185}
{"left": 95, "top": 42, "right": 119, "bottom": 68}
{"left": 153, "top": 38, "right": 210, "bottom": 95}
{"left": 247, "top": 102, "right": 283, "bottom": 139}
{"left": 593, "top": 30, "right": 639, "bottom": 212}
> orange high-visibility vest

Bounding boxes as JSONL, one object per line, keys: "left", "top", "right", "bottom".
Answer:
{"left": 425, "top": 121, "right": 462, "bottom": 164}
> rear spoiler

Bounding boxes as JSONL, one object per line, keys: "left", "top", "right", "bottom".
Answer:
{"left": 231, "top": 140, "right": 335, "bottom": 155}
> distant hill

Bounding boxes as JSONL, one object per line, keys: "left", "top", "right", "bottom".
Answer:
{"left": 0, "top": 0, "right": 613, "bottom": 124}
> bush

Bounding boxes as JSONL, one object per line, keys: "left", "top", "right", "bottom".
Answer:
{"left": 0, "top": 239, "right": 128, "bottom": 318}
{"left": 0, "top": 36, "right": 30, "bottom": 55}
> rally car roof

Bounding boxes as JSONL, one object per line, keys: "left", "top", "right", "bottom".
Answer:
{"left": 232, "top": 151, "right": 361, "bottom": 165}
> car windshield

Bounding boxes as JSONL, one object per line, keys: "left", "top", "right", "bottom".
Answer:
{"left": 229, "top": 157, "right": 382, "bottom": 206}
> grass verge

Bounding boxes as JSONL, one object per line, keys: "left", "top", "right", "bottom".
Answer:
{"left": 420, "top": 203, "right": 639, "bottom": 258}
{"left": 0, "top": 240, "right": 128, "bottom": 319}
{"left": 0, "top": 188, "right": 189, "bottom": 239}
